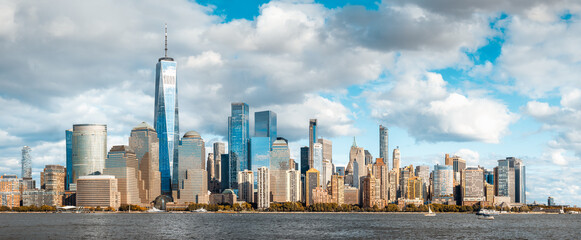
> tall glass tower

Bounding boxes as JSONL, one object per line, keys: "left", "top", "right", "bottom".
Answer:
{"left": 154, "top": 25, "right": 179, "bottom": 195}
{"left": 254, "top": 111, "right": 277, "bottom": 148}
{"left": 379, "top": 125, "right": 388, "bottom": 162}
{"left": 65, "top": 129, "right": 73, "bottom": 190}
{"left": 228, "top": 102, "right": 249, "bottom": 189}
{"left": 72, "top": 124, "right": 107, "bottom": 182}
{"left": 21, "top": 146, "right": 32, "bottom": 179}
{"left": 308, "top": 119, "right": 317, "bottom": 169}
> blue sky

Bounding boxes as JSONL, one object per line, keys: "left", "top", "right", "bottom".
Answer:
{"left": 1, "top": 0, "right": 581, "bottom": 206}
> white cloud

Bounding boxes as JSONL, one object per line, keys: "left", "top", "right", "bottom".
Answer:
{"left": 454, "top": 148, "right": 480, "bottom": 166}
{"left": 183, "top": 51, "right": 223, "bottom": 69}
{"left": 369, "top": 72, "right": 517, "bottom": 143}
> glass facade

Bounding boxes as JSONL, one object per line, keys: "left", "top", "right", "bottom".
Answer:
{"left": 496, "top": 159, "right": 509, "bottom": 197}
{"left": 177, "top": 131, "right": 205, "bottom": 191}
{"left": 129, "top": 122, "right": 161, "bottom": 203}
{"left": 65, "top": 129, "right": 73, "bottom": 190}
{"left": 154, "top": 57, "right": 179, "bottom": 196}
{"left": 250, "top": 137, "right": 270, "bottom": 189}
{"left": 308, "top": 119, "right": 317, "bottom": 168}
{"left": 379, "top": 125, "right": 388, "bottom": 162}
{"left": 313, "top": 143, "right": 323, "bottom": 173}
{"left": 21, "top": 146, "right": 32, "bottom": 179}
{"left": 433, "top": 164, "right": 453, "bottom": 197}
{"left": 72, "top": 124, "right": 107, "bottom": 182}
{"left": 254, "top": 111, "right": 277, "bottom": 148}
{"left": 300, "top": 146, "right": 309, "bottom": 176}
{"left": 228, "top": 103, "right": 249, "bottom": 189}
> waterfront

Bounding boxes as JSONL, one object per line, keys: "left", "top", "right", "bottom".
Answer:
{"left": 0, "top": 213, "right": 580, "bottom": 239}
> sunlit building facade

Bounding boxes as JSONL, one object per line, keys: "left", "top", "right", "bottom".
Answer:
{"left": 72, "top": 124, "right": 107, "bottom": 186}
{"left": 379, "top": 125, "right": 389, "bottom": 164}
{"left": 228, "top": 103, "right": 250, "bottom": 190}
{"left": 129, "top": 122, "right": 161, "bottom": 204}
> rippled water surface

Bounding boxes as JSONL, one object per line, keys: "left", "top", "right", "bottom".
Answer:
{"left": 1, "top": 212, "right": 580, "bottom": 239}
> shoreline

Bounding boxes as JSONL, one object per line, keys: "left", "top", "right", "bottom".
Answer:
{"left": 0, "top": 211, "right": 563, "bottom": 214}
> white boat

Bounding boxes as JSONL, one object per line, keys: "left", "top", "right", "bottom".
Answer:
{"left": 477, "top": 209, "right": 500, "bottom": 216}
{"left": 478, "top": 214, "right": 494, "bottom": 220}
{"left": 425, "top": 207, "right": 436, "bottom": 217}
{"left": 192, "top": 208, "right": 207, "bottom": 213}
{"left": 147, "top": 207, "right": 165, "bottom": 213}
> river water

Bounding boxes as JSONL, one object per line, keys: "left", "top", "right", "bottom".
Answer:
{"left": 0, "top": 212, "right": 579, "bottom": 239}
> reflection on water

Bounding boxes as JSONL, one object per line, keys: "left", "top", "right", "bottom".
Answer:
{"left": 0, "top": 213, "right": 580, "bottom": 239}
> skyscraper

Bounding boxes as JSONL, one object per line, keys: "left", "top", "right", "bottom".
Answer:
{"left": 103, "top": 145, "right": 142, "bottom": 205}
{"left": 270, "top": 139, "right": 290, "bottom": 202}
{"left": 433, "top": 164, "right": 453, "bottom": 203}
{"left": 238, "top": 170, "right": 254, "bottom": 203}
{"left": 250, "top": 137, "right": 270, "bottom": 189}
{"left": 21, "top": 146, "right": 32, "bottom": 179}
{"left": 308, "top": 119, "right": 317, "bottom": 169}
{"left": 317, "top": 138, "right": 332, "bottom": 163}
{"left": 300, "top": 146, "right": 309, "bottom": 176}
{"left": 305, "top": 168, "right": 319, "bottom": 206}
{"left": 71, "top": 124, "right": 107, "bottom": 188}
{"left": 461, "top": 167, "right": 485, "bottom": 206}
{"left": 176, "top": 131, "right": 206, "bottom": 194}
{"left": 228, "top": 103, "right": 250, "bottom": 189}
{"left": 379, "top": 125, "right": 388, "bottom": 163}
{"left": 213, "top": 142, "right": 225, "bottom": 182}
{"left": 347, "top": 137, "right": 365, "bottom": 188}
{"left": 495, "top": 158, "right": 510, "bottom": 198}
{"left": 510, "top": 157, "right": 526, "bottom": 204}
{"left": 288, "top": 169, "right": 301, "bottom": 202}
{"left": 392, "top": 147, "right": 400, "bottom": 171}
{"left": 129, "top": 122, "right": 161, "bottom": 203}
{"left": 154, "top": 25, "right": 179, "bottom": 196}
{"left": 312, "top": 142, "right": 323, "bottom": 173}
{"left": 65, "top": 129, "right": 73, "bottom": 190}
{"left": 255, "top": 111, "right": 277, "bottom": 148}
{"left": 364, "top": 150, "right": 373, "bottom": 166}
{"left": 257, "top": 167, "right": 270, "bottom": 209}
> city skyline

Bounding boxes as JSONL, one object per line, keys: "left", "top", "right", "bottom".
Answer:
{"left": 0, "top": 0, "right": 580, "bottom": 206}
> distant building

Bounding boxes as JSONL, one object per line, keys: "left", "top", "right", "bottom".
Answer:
{"left": 0, "top": 175, "right": 21, "bottom": 208}
{"left": 210, "top": 189, "right": 237, "bottom": 206}
{"left": 65, "top": 129, "right": 73, "bottom": 190}
{"left": 250, "top": 137, "right": 270, "bottom": 189}
{"left": 300, "top": 146, "right": 309, "bottom": 176}
{"left": 336, "top": 166, "right": 345, "bottom": 176}
{"left": 387, "top": 170, "right": 398, "bottom": 202}
{"left": 220, "top": 154, "right": 229, "bottom": 191}
{"left": 228, "top": 103, "right": 250, "bottom": 190}
{"left": 207, "top": 153, "right": 214, "bottom": 181}
{"left": 321, "top": 159, "right": 333, "bottom": 187}
{"left": 364, "top": 150, "right": 373, "bottom": 166}
{"left": 76, "top": 175, "right": 120, "bottom": 209}
{"left": 21, "top": 146, "right": 32, "bottom": 179}
{"left": 461, "top": 167, "right": 485, "bottom": 206}
{"left": 176, "top": 131, "right": 207, "bottom": 203}
{"left": 288, "top": 169, "right": 301, "bottom": 202}
{"left": 347, "top": 138, "right": 365, "bottom": 188}
{"left": 485, "top": 183, "right": 494, "bottom": 204}
{"left": 213, "top": 142, "right": 226, "bottom": 182}
{"left": 103, "top": 145, "right": 142, "bottom": 205}
{"left": 343, "top": 187, "right": 359, "bottom": 205}
{"left": 548, "top": 196, "right": 555, "bottom": 206}
{"left": 312, "top": 142, "right": 323, "bottom": 173}
{"left": 257, "top": 167, "right": 270, "bottom": 209}
{"left": 238, "top": 170, "right": 254, "bottom": 203}
{"left": 432, "top": 164, "right": 454, "bottom": 203}
{"left": 308, "top": 119, "right": 317, "bottom": 171}
{"left": 270, "top": 139, "right": 290, "bottom": 202}
{"left": 330, "top": 174, "right": 344, "bottom": 205}
{"left": 40, "top": 164, "right": 66, "bottom": 206}
{"left": 305, "top": 168, "right": 319, "bottom": 206}
{"left": 71, "top": 124, "right": 107, "bottom": 187}
{"left": 317, "top": 138, "right": 332, "bottom": 163}
{"left": 129, "top": 122, "right": 161, "bottom": 204}
{"left": 373, "top": 158, "right": 389, "bottom": 202}
{"left": 379, "top": 125, "right": 389, "bottom": 164}
{"left": 255, "top": 110, "right": 277, "bottom": 148}
{"left": 22, "top": 190, "right": 53, "bottom": 207}
{"left": 312, "top": 186, "right": 331, "bottom": 204}
{"left": 392, "top": 147, "right": 400, "bottom": 171}
{"left": 362, "top": 172, "right": 376, "bottom": 208}
{"left": 415, "top": 165, "right": 430, "bottom": 202}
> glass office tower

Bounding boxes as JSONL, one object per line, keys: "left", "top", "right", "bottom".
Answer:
{"left": 255, "top": 111, "right": 277, "bottom": 148}
{"left": 154, "top": 25, "right": 179, "bottom": 195}
{"left": 250, "top": 137, "right": 270, "bottom": 189}
{"left": 21, "top": 146, "right": 32, "bottom": 179}
{"left": 379, "top": 125, "right": 388, "bottom": 162}
{"left": 228, "top": 103, "right": 249, "bottom": 189}
{"left": 65, "top": 129, "right": 73, "bottom": 190}
{"left": 72, "top": 124, "right": 107, "bottom": 182}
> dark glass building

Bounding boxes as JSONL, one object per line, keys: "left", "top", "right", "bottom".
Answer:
{"left": 254, "top": 111, "right": 277, "bottom": 148}
{"left": 228, "top": 103, "right": 250, "bottom": 190}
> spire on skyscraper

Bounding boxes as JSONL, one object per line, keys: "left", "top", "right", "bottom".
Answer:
{"left": 352, "top": 136, "right": 357, "bottom": 147}
{"left": 164, "top": 23, "right": 168, "bottom": 58}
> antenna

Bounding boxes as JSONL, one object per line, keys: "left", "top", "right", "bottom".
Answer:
{"left": 164, "top": 23, "right": 168, "bottom": 57}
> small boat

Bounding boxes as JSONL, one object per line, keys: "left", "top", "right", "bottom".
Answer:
{"left": 478, "top": 214, "right": 494, "bottom": 220}
{"left": 147, "top": 207, "right": 165, "bottom": 213}
{"left": 477, "top": 209, "right": 500, "bottom": 216}
{"left": 192, "top": 208, "right": 207, "bottom": 213}
{"left": 425, "top": 206, "right": 436, "bottom": 217}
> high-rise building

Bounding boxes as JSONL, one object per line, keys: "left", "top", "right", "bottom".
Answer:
{"left": 103, "top": 145, "right": 142, "bottom": 205}
{"left": 207, "top": 153, "right": 214, "bottom": 183}
{"left": 257, "top": 167, "right": 270, "bottom": 209}
{"left": 305, "top": 168, "right": 319, "bottom": 206}
{"left": 373, "top": 158, "right": 389, "bottom": 202}
{"left": 238, "top": 170, "right": 254, "bottom": 203}
{"left": 270, "top": 139, "right": 290, "bottom": 202}
{"left": 452, "top": 156, "right": 466, "bottom": 185}
{"left": 65, "top": 129, "right": 73, "bottom": 190}
{"left": 548, "top": 196, "right": 555, "bottom": 206}
{"left": 392, "top": 147, "right": 400, "bottom": 171}
{"left": 178, "top": 169, "right": 208, "bottom": 204}
{"left": 154, "top": 25, "right": 179, "bottom": 196}
{"left": 484, "top": 169, "right": 494, "bottom": 185}
{"left": 494, "top": 159, "right": 510, "bottom": 198}
{"left": 379, "top": 125, "right": 389, "bottom": 163}
{"left": 40, "top": 165, "right": 66, "bottom": 206}
{"left": 508, "top": 157, "right": 526, "bottom": 204}
{"left": 415, "top": 165, "right": 430, "bottom": 202}
{"left": 213, "top": 142, "right": 225, "bottom": 182}
{"left": 336, "top": 166, "right": 345, "bottom": 176}
{"left": 312, "top": 142, "right": 323, "bottom": 172}
{"left": 21, "top": 146, "right": 32, "bottom": 179}
{"left": 308, "top": 119, "right": 317, "bottom": 169}
{"left": 76, "top": 175, "right": 120, "bottom": 209}
{"left": 405, "top": 176, "right": 423, "bottom": 200}
{"left": 71, "top": 124, "right": 107, "bottom": 188}
{"left": 317, "top": 138, "right": 332, "bottom": 163}
{"left": 330, "top": 174, "right": 344, "bottom": 205}
{"left": 347, "top": 137, "right": 365, "bottom": 188}
{"left": 288, "top": 169, "right": 301, "bottom": 202}
{"left": 176, "top": 131, "right": 206, "bottom": 202}
{"left": 432, "top": 164, "right": 453, "bottom": 203}
{"left": 255, "top": 111, "right": 277, "bottom": 148}
{"left": 362, "top": 172, "right": 376, "bottom": 208}
{"left": 250, "top": 137, "right": 270, "bottom": 189}
{"left": 300, "top": 146, "right": 309, "bottom": 176}
{"left": 387, "top": 170, "right": 398, "bottom": 202}
{"left": 129, "top": 122, "right": 161, "bottom": 204}
{"left": 228, "top": 103, "right": 250, "bottom": 190}
{"left": 220, "top": 154, "right": 229, "bottom": 191}
{"left": 321, "top": 160, "right": 333, "bottom": 187}
{"left": 364, "top": 150, "right": 373, "bottom": 166}
{"left": 495, "top": 157, "right": 526, "bottom": 204}
{"left": 461, "top": 167, "right": 485, "bottom": 206}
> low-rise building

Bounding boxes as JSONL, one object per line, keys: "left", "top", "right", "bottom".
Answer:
{"left": 76, "top": 175, "right": 121, "bottom": 209}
